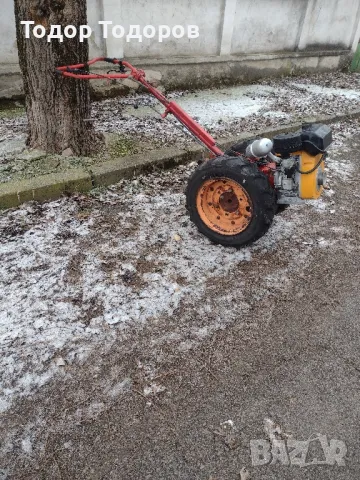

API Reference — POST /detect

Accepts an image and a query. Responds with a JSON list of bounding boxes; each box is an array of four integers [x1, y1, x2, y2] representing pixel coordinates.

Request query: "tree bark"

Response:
[[13, 0, 101, 156]]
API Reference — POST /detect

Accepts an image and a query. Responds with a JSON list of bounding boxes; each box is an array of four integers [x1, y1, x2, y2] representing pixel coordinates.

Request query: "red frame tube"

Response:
[[56, 57, 224, 157]]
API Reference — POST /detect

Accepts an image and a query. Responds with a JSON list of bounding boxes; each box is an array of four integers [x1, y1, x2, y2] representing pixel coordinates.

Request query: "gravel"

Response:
[[0, 118, 359, 415], [1, 71, 360, 152]]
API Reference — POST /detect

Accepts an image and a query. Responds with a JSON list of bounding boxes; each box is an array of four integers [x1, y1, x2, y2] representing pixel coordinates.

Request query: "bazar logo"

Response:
[[250, 434, 347, 467]]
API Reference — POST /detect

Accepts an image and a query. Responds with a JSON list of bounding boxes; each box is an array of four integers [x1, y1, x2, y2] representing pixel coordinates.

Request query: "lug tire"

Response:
[[185, 155, 276, 247]]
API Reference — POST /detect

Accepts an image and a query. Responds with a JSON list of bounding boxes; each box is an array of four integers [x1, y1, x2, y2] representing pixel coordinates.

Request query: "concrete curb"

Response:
[[0, 169, 92, 210], [1, 109, 360, 210]]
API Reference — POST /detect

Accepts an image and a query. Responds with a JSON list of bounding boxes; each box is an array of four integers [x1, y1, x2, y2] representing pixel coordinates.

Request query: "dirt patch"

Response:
[[65, 252, 85, 285], [0, 119, 360, 479]]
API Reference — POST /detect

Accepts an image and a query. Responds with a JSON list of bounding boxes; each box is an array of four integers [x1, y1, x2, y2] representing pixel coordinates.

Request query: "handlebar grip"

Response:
[[104, 57, 120, 64], [67, 67, 89, 74]]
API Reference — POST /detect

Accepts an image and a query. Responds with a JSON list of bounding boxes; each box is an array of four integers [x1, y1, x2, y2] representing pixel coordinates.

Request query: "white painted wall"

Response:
[[298, 0, 360, 51], [103, 0, 225, 58], [87, 0, 106, 57], [1, 0, 360, 64], [231, 0, 309, 54], [1, 0, 18, 63]]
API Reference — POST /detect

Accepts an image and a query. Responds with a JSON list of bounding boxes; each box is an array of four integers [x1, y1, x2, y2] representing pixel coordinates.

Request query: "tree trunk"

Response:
[[13, 0, 101, 156]]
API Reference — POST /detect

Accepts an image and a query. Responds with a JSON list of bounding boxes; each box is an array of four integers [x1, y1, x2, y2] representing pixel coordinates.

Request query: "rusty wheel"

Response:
[[186, 155, 276, 247], [196, 178, 253, 236]]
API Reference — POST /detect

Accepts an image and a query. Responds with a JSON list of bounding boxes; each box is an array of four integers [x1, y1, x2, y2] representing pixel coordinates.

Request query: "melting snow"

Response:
[[0, 119, 358, 413]]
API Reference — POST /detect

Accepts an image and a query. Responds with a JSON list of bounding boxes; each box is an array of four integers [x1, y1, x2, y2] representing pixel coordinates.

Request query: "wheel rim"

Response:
[[196, 178, 253, 236]]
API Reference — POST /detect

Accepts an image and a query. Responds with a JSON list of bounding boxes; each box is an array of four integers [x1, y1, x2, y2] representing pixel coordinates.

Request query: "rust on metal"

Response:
[[196, 178, 253, 236]]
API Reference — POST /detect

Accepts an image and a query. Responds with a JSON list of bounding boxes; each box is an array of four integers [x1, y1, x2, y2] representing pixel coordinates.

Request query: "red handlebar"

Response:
[[56, 57, 145, 80], [56, 57, 224, 157]]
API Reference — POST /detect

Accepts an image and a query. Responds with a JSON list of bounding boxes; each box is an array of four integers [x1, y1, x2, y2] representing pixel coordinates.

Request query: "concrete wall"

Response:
[[298, 0, 360, 50], [231, 0, 309, 54], [1, 0, 360, 98], [93, 0, 360, 57], [103, 0, 225, 58], [0, 0, 18, 63]]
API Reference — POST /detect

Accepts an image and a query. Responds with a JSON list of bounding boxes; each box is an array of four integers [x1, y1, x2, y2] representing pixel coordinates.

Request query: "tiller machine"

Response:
[[57, 58, 332, 247]]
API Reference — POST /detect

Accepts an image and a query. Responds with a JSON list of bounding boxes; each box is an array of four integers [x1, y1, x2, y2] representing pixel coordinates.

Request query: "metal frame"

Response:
[[56, 57, 224, 156]]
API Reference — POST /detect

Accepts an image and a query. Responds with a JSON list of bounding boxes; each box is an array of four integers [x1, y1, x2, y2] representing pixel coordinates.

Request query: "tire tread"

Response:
[[185, 155, 276, 247]]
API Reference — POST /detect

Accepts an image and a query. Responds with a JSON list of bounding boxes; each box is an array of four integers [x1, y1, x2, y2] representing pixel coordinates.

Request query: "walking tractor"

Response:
[[57, 58, 333, 247]]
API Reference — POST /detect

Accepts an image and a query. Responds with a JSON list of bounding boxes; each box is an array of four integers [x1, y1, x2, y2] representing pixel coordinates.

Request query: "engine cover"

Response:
[[273, 124, 333, 157], [301, 124, 332, 156]]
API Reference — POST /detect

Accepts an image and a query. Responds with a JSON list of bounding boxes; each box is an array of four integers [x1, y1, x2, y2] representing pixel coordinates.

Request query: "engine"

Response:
[[272, 124, 332, 203], [240, 124, 332, 204]]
